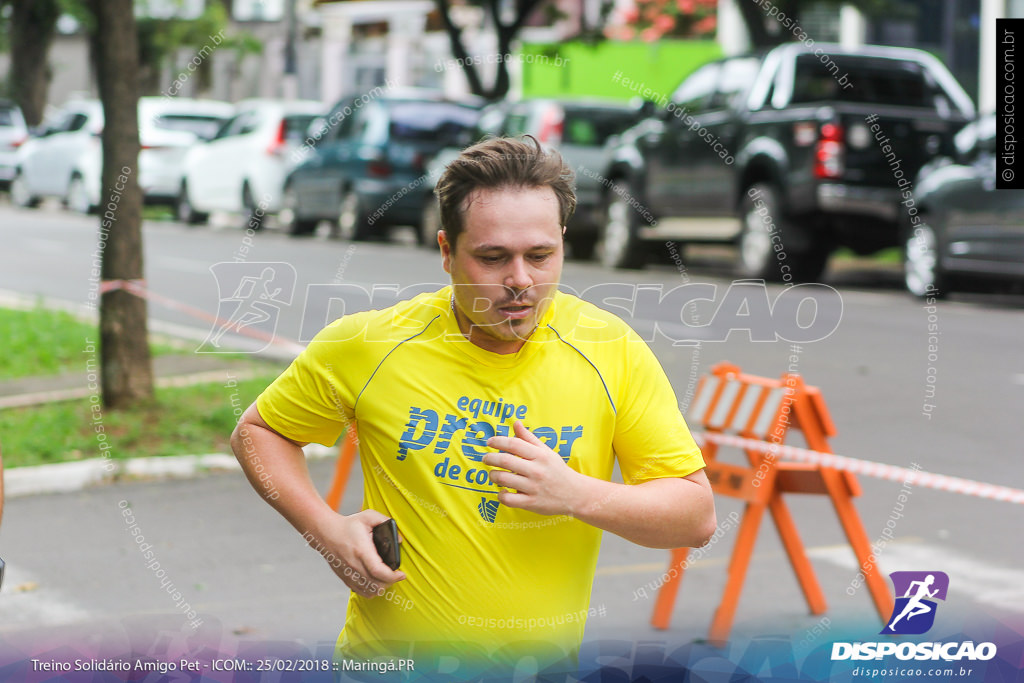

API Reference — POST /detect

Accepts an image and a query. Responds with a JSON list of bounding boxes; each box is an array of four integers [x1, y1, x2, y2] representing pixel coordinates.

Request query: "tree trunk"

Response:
[[8, 0, 60, 127], [436, 0, 487, 97], [434, 0, 544, 101], [89, 0, 154, 409]]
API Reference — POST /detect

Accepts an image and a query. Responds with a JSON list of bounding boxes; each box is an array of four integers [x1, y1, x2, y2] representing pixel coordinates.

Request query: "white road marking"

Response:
[[0, 566, 93, 632], [808, 541, 1024, 613]]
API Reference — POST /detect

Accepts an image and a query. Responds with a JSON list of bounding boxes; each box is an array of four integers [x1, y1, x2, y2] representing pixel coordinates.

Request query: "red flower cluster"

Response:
[[606, 0, 717, 41]]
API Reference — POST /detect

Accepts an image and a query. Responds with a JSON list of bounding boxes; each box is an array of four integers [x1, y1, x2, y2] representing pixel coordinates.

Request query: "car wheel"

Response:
[[10, 171, 39, 209], [67, 174, 94, 214], [419, 198, 441, 249], [903, 219, 948, 299], [738, 183, 828, 282], [336, 188, 371, 241], [176, 182, 208, 225], [242, 183, 264, 231], [598, 181, 647, 269], [281, 185, 317, 236]]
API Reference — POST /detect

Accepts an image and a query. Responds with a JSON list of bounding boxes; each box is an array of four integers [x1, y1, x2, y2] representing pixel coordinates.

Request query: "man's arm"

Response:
[[485, 421, 716, 549], [231, 402, 405, 597]]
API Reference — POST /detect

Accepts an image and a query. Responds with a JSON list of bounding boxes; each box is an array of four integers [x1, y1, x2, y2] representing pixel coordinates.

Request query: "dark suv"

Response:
[[280, 91, 481, 239], [907, 115, 1024, 297], [601, 43, 975, 279]]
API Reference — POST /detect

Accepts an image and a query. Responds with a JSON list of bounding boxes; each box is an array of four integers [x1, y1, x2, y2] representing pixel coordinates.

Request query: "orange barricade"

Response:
[[651, 362, 893, 642], [324, 427, 359, 511]]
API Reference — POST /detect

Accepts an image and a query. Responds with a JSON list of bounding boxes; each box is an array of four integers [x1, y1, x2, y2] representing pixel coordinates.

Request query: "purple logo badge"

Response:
[[881, 571, 949, 635]]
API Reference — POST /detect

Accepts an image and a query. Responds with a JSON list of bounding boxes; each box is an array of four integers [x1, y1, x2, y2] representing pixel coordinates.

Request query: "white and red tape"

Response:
[[694, 431, 1024, 505]]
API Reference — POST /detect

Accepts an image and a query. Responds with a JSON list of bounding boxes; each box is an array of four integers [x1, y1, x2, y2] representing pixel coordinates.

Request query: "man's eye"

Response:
[[529, 253, 552, 263], [479, 255, 503, 264]]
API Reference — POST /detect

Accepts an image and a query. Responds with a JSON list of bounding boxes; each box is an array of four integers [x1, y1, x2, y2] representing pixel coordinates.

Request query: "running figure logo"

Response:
[[200, 262, 296, 353], [880, 571, 949, 635]]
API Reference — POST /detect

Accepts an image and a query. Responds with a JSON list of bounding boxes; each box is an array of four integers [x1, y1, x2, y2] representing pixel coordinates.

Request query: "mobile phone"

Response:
[[372, 518, 401, 571]]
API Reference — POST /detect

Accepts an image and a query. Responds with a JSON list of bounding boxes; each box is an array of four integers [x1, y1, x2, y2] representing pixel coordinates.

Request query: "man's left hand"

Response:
[[484, 420, 586, 516]]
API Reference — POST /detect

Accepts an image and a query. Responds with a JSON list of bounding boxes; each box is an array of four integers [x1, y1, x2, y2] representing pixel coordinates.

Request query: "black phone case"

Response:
[[372, 519, 401, 570]]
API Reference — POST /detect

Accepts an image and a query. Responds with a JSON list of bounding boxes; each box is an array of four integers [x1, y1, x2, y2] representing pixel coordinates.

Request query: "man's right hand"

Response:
[[312, 509, 406, 598]]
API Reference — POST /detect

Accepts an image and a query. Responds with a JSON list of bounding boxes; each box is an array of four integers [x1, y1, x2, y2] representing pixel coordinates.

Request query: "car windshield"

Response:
[[153, 114, 231, 139], [791, 55, 954, 110], [388, 102, 479, 143], [562, 108, 638, 146], [0, 108, 17, 127]]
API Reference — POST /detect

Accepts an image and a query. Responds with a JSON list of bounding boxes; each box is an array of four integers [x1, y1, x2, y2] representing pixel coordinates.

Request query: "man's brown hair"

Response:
[[434, 136, 576, 250]]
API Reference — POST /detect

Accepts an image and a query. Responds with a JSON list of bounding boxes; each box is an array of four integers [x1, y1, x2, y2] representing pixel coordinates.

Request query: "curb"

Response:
[[4, 444, 337, 499]]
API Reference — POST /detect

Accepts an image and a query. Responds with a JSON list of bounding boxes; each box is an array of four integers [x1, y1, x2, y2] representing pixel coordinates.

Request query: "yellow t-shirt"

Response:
[[256, 287, 704, 672]]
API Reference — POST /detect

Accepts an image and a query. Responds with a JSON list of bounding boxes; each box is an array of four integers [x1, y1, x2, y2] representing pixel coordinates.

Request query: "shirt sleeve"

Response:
[[612, 330, 705, 484], [256, 316, 364, 447]]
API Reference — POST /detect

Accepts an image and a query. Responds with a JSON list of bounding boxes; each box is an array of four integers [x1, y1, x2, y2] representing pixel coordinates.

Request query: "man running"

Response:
[[231, 136, 716, 676], [889, 574, 939, 631]]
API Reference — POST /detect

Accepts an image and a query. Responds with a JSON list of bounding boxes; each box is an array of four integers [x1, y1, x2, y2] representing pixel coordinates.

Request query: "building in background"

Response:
[[313, 0, 595, 103], [0, 0, 1018, 114]]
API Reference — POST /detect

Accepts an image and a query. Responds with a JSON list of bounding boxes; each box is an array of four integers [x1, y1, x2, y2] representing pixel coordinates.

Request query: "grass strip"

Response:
[[0, 372, 284, 468]]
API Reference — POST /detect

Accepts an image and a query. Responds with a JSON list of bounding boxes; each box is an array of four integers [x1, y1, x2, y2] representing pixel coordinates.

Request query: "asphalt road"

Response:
[[1, 202, 1022, 676]]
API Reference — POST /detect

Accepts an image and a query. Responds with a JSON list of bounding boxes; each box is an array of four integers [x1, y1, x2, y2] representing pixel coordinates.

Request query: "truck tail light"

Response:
[[813, 122, 844, 179]]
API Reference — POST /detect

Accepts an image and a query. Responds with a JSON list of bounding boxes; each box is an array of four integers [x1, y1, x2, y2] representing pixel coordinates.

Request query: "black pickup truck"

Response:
[[599, 43, 976, 280]]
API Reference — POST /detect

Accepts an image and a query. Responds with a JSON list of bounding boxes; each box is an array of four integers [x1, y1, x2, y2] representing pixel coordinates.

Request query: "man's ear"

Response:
[[439, 230, 453, 274]]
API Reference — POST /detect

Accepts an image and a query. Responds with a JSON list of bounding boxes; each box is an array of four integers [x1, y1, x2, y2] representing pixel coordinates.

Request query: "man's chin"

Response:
[[475, 317, 537, 341]]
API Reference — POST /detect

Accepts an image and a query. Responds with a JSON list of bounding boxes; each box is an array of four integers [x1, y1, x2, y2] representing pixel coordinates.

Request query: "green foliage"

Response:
[[0, 305, 101, 379], [0, 0, 263, 96], [56, 0, 94, 32], [0, 305, 182, 379], [0, 4, 9, 53], [135, 1, 262, 93], [139, 1, 226, 63], [0, 304, 284, 467], [0, 372, 283, 467]]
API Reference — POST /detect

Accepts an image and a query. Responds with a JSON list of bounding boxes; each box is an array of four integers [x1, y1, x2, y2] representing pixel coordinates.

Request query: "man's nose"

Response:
[[504, 257, 533, 291]]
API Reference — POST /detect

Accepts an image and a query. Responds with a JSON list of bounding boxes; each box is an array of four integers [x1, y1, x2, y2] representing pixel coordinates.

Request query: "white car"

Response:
[[10, 97, 234, 212], [138, 98, 234, 203], [0, 99, 29, 187], [176, 99, 325, 227]]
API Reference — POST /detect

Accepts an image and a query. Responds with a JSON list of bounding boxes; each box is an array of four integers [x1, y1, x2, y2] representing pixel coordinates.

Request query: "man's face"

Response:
[[440, 186, 564, 354]]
